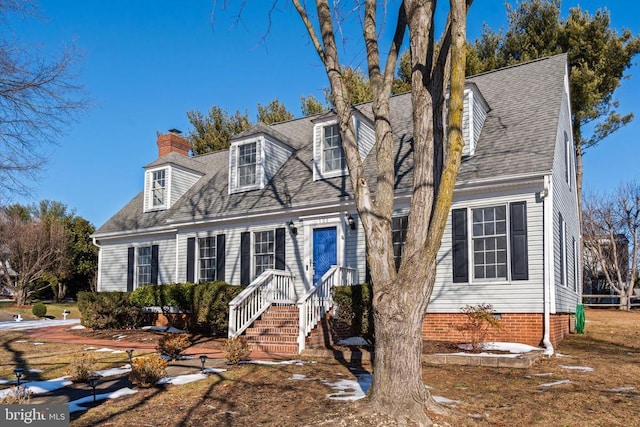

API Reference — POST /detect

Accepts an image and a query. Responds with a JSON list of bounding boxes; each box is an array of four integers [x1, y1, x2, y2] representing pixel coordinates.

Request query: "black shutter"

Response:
[[127, 247, 135, 292], [240, 232, 250, 285], [150, 245, 159, 285], [452, 208, 468, 283], [216, 234, 226, 282], [186, 237, 195, 283], [510, 202, 529, 280], [275, 227, 286, 270]]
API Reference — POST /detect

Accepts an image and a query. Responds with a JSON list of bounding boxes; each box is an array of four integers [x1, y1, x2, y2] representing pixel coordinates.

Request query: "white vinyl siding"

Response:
[[170, 166, 201, 206], [97, 235, 176, 291], [461, 85, 489, 157], [263, 137, 292, 182], [552, 81, 581, 312], [430, 188, 545, 313]]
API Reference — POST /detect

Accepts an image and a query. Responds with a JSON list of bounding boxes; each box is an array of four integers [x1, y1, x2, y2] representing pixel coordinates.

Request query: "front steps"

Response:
[[244, 305, 299, 354]]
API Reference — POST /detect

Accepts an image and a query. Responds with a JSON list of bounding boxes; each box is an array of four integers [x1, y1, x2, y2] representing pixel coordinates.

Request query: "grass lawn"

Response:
[[0, 308, 639, 426], [0, 301, 79, 322]]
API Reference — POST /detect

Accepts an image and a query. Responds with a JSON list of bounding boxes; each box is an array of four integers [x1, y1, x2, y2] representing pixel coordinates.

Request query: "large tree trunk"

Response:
[[15, 287, 28, 307]]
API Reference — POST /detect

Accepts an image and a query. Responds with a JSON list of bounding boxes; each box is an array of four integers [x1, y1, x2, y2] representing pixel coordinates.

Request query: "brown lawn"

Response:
[[1, 308, 639, 426]]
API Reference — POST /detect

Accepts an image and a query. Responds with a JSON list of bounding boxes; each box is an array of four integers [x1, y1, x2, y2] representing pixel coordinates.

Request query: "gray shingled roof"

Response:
[[95, 54, 567, 236]]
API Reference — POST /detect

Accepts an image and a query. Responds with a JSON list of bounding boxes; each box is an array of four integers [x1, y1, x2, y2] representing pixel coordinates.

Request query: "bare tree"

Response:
[[0, 208, 70, 305], [583, 183, 639, 310], [0, 1, 86, 198], [293, 0, 470, 423]]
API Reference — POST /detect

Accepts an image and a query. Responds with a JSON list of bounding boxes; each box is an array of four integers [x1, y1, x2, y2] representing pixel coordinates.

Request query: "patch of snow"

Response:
[[0, 379, 9, 384], [83, 347, 97, 351], [432, 395, 460, 406], [0, 377, 73, 398], [554, 353, 573, 358], [443, 352, 522, 359], [68, 387, 138, 413], [607, 386, 635, 393], [177, 355, 195, 360], [15, 340, 28, 343], [0, 319, 80, 331], [28, 369, 43, 373], [524, 373, 554, 379], [325, 373, 372, 401], [157, 373, 207, 385], [336, 337, 370, 347], [458, 342, 542, 353], [113, 334, 127, 340], [540, 379, 571, 387], [160, 355, 172, 361], [560, 365, 594, 372], [69, 325, 86, 330], [203, 368, 226, 374], [292, 374, 311, 380], [32, 342, 44, 346], [94, 366, 131, 377], [141, 325, 186, 333], [95, 347, 115, 352], [241, 359, 304, 366]]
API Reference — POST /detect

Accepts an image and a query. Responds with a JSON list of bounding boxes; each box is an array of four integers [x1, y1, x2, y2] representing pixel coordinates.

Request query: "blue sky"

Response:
[[10, 1, 640, 227]]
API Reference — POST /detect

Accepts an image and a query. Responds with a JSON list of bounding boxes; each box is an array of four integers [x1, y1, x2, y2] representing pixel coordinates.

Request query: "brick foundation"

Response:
[[422, 312, 572, 347]]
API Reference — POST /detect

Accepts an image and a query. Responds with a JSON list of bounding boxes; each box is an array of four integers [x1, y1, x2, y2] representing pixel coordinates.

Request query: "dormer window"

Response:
[[152, 169, 166, 207], [238, 142, 257, 187], [322, 124, 345, 173]]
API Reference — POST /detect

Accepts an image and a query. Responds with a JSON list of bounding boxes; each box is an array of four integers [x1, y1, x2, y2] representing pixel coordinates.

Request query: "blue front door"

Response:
[[313, 227, 337, 285]]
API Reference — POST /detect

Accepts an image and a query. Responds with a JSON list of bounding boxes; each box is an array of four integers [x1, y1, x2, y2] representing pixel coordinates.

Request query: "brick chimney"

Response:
[[157, 129, 190, 158]]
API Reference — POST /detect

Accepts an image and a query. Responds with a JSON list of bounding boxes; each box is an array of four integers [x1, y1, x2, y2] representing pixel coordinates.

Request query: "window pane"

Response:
[[198, 237, 216, 282], [152, 170, 166, 207], [137, 246, 152, 285], [323, 124, 344, 172], [254, 230, 275, 276], [238, 143, 257, 187], [471, 206, 508, 280]]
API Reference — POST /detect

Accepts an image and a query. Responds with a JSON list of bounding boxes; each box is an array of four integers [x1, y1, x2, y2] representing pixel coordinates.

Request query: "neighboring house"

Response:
[[583, 234, 629, 299], [0, 261, 17, 298], [93, 54, 581, 354]]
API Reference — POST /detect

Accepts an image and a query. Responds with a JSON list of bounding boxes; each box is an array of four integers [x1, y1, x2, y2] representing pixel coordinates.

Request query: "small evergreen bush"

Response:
[[129, 354, 168, 388], [31, 302, 47, 318], [222, 336, 250, 365], [332, 283, 374, 342], [157, 333, 191, 360], [77, 292, 145, 329]]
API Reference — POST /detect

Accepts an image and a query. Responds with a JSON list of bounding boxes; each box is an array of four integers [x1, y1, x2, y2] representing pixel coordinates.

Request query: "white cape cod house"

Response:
[[92, 54, 581, 354]]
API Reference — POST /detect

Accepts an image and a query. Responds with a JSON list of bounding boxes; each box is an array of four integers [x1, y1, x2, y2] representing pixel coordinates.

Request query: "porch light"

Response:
[[14, 368, 24, 385], [199, 355, 208, 372], [346, 213, 356, 230], [287, 220, 298, 235]]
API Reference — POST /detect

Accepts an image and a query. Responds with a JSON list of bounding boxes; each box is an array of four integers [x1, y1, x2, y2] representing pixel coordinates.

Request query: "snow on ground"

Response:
[[94, 347, 125, 354], [432, 395, 460, 406], [324, 373, 372, 401], [67, 387, 138, 413], [606, 386, 635, 393], [540, 379, 571, 387], [33, 342, 44, 345], [524, 373, 554, 378], [336, 337, 370, 347], [560, 365, 594, 372], [157, 373, 207, 385], [0, 319, 80, 331], [0, 377, 73, 398], [94, 366, 131, 377], [446, 352, 523, 359], [457, 342, 543, 353], [69, 325, 86, 330], [203, 368, 226, 374]]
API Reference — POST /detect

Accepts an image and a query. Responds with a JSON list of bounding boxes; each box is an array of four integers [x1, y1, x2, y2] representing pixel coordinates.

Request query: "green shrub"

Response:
[[332, 283, 374, 342], [157, 333, 191, 360], [130, 282, 242, 335], [222, 336, 250, 365], [129, 354, 167, 388], [77, 291, 145, 330], [31, 302, 47, 318]]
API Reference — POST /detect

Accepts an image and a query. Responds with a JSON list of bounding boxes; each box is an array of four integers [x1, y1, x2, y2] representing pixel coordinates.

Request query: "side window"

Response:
[[198, 237, 216, 282], [322, 124, 344, 173], [472, 206, 508, 280], [237, 142, 257, 187], [559, 213, 566, 286], [564, 132, 571, 189], [391, 215, 408, 271], [137, 246, 152, 285], [254, 230, 275, 276], [151, 169, 166, 207]]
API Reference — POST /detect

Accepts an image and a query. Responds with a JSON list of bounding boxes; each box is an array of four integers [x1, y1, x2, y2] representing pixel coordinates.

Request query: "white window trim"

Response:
[[560, 216, 568, 287], [564, 132, 571, 190], [321, 123, 344, 176], [230, 137, 264, 193], [313, 120, 347, 180], [145, 166, 171, 212], [468, 204, 510, 283], [253, 229, 276, 277], [197, 235, 217, 283], [136, 245, 152, 288]]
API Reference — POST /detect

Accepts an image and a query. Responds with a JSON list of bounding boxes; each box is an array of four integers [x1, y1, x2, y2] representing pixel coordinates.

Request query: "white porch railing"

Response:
[[297, 265, 358, 353], [228, 270, 295, 338]]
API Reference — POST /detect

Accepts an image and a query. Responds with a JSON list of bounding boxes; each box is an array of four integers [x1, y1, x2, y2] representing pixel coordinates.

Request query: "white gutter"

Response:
[[92, 237, 102, 292], [542, 174, 554, 356]]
